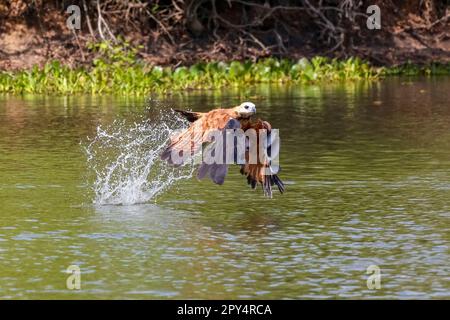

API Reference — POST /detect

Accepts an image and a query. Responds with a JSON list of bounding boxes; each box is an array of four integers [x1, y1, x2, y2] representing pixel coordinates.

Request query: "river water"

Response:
[[0, 78, 449, 299]]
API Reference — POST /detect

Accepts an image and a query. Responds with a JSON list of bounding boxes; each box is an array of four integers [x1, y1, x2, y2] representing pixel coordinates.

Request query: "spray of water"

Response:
[[85, 110, 194, 205]]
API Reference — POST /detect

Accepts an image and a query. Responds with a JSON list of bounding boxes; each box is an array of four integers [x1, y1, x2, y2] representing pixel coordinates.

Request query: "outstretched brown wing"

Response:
[[160, 108, 238, 168]]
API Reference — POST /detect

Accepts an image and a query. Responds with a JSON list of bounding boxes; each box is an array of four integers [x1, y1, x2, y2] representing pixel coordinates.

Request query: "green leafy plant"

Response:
[[0, 40, 448, 95]]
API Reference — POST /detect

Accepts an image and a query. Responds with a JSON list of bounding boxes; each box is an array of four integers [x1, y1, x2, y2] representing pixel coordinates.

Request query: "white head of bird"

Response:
[[235, 102, 256, 118]]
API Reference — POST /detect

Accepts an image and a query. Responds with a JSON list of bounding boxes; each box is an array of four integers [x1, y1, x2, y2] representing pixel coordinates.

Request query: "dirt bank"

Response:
[[0, 0, 449, 70]]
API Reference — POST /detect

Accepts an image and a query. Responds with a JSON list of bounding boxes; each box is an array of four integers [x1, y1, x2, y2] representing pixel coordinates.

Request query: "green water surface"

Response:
[[0, 78, 449, 299]]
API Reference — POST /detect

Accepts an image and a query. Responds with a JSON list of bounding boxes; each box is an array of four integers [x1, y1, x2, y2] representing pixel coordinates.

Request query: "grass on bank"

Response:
[[0, 41, 448, 95]]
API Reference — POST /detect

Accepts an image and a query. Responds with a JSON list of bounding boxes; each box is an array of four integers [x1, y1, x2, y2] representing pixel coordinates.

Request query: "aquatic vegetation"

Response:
[[382, 62, 450, 76], [0, 58, 376, 95], [0, 40, 448, 95]]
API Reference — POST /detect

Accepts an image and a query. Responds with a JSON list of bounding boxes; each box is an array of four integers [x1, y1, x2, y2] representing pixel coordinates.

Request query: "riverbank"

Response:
[[1, 1, 449, 94], [1, 1, 449, 71]]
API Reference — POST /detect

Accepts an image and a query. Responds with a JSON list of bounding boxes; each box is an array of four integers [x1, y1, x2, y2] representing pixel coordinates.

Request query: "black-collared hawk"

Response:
[[160, 102, 285, 197]]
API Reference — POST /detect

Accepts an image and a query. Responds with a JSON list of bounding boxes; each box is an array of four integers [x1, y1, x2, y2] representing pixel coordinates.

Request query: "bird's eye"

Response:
[[244, 105, 249, 109]]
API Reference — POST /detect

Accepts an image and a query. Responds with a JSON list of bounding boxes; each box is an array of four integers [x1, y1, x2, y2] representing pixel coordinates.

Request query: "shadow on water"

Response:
[[0, 77, 449, 298]]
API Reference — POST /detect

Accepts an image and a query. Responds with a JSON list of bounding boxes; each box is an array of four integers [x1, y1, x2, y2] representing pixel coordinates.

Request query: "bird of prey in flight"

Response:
[[161, 102, 284, 197]]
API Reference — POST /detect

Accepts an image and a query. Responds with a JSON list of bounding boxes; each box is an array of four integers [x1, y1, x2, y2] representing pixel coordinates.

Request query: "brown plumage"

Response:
[[160, 102, 285, 197]]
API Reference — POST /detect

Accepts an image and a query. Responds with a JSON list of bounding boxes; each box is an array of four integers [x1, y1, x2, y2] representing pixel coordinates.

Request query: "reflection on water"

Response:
[[0, 78, 449, 299]]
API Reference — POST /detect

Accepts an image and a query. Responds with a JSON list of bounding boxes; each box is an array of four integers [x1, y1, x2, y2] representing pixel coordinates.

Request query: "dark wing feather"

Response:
[[174, 109, 203, 122]]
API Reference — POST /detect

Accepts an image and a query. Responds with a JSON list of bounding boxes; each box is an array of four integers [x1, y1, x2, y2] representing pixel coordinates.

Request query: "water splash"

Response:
[[85, 110, 194, 205]]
